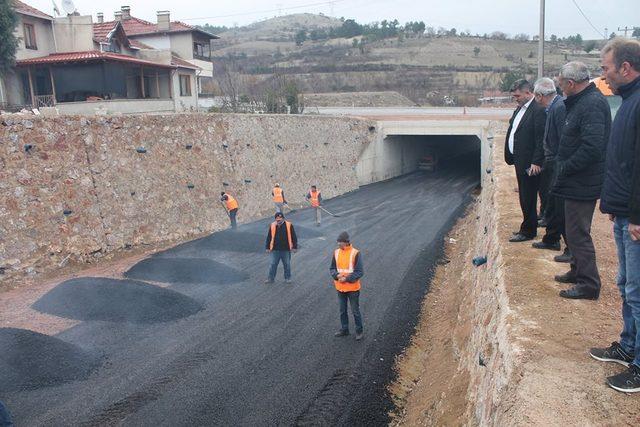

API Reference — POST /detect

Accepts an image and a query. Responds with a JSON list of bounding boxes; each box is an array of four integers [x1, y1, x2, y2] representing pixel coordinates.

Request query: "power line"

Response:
[[570, 0, 605, 38]]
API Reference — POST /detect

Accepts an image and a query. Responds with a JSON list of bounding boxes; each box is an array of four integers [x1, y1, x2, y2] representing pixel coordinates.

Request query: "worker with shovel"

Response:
[[220, 191, 239, 229], [305, 185, 323, 226]]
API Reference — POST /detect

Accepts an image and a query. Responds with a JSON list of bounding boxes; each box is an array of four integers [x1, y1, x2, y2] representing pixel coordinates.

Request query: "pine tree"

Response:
[[0, 0, 18, 75]]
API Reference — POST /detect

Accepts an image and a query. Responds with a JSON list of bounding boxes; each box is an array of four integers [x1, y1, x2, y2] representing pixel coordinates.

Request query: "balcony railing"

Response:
[[34, 94, 55, 108]]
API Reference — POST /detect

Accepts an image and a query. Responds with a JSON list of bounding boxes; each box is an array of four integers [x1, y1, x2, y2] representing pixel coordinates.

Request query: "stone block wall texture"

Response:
[[0, 113, 375, 281]]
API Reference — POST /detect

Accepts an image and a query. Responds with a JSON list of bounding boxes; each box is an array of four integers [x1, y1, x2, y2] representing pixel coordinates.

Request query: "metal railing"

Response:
[[34, 95, 55, 108]]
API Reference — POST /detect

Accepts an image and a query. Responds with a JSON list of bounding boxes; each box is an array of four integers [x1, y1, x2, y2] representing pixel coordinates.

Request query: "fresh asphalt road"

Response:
[[2, 159, 478, 426]]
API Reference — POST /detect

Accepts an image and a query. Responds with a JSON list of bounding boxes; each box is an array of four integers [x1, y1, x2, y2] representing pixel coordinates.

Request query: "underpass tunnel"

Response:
[[356, 133, 484, 186]]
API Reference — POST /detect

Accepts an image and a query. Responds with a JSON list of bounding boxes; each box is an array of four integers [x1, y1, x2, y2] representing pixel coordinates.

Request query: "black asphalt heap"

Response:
[[32, 278, 203, 323], [7, 153, 479, 426], [125, 258, 249, 285], [0, 328, 101, 393]]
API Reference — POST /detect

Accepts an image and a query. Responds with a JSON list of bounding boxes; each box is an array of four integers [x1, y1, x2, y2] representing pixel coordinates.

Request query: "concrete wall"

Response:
[[14, 15, 55, 60], [131, 34, 170, 50], [55, 99, 176, 115], [172, 71, 198, 111], [170, 33, 194, 61], [53, 16, 94, 53], [356, 120, 491, 186], [0, 71, 25, 106], [0, 113, 375, 281]]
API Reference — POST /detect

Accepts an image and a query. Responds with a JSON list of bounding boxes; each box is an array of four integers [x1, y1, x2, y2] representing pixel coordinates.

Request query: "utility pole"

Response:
[[604, 27, 608, 41], [538, 0, 545, 79], [618, 26, 632, 37]]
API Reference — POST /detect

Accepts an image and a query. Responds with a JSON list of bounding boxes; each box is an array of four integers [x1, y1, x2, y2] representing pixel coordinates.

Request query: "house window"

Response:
[[193, 42, 210, 60], [106, 39, 121, 53], [179, 75, 192, 96], [23, 24, 37, 49]]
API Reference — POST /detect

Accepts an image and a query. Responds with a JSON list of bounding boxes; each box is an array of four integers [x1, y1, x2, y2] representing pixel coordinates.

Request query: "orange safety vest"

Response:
[[273, 187, 284, 203], [225, 194, 238, 211], [333, 246, 361, 292], [309, 190, 320, 207], [269, 221, 293, 250]]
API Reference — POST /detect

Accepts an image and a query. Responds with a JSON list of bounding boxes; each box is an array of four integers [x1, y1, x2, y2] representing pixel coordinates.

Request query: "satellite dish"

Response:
[[61, 0, 76, 15]]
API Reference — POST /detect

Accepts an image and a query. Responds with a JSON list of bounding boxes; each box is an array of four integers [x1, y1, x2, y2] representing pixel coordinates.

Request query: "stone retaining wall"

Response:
[[0, 113, 376, 281]]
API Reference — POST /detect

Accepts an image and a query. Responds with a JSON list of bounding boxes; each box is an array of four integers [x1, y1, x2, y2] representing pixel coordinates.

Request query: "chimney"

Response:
[[157, 11, 170, 32], [97, 12, 104, 23], [114, 11, 122, 21], [121, 6, 131, 20]]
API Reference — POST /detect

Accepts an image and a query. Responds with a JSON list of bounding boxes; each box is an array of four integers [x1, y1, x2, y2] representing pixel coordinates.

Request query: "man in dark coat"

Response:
[[553, 61, 612, 300], [590, 38, 640, 393], [504, 79, 547, 242]]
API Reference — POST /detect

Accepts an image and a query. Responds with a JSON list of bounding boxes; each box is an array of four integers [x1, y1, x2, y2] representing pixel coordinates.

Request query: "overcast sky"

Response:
[[29, 0, 638, 39]]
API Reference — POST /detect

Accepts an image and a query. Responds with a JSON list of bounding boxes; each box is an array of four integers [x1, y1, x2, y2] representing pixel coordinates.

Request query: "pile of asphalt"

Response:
[[0, 328, 101, 393], [172, 231, 265, 254], [32, 278, 203, 323], [125, 258, 249, 285]]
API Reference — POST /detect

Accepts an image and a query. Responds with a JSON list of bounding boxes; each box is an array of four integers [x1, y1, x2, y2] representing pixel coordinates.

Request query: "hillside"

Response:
[[209, 14, 604, 106]]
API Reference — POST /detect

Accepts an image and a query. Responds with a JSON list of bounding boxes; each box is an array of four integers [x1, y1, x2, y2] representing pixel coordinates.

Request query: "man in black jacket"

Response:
[[265, 212, 298, 284], [553, 62, 612, 300], [504, 79, 547, 242], [591, 38, 640, 393]]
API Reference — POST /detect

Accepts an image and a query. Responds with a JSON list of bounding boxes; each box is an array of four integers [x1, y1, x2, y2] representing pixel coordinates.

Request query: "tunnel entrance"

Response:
[[356, 133, 484, 186]]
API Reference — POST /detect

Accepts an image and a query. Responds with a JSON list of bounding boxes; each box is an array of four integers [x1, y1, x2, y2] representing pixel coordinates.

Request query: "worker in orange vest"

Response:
[[265, 212, 298, 284], [272, 183, 287, 213], [330, 231, 364, 340], [305, 185, 323, 226], [220, 191, 239, 229]]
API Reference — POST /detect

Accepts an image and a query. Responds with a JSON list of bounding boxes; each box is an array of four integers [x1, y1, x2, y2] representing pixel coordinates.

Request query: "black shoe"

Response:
[[509, 233, 533, 242], [554, 272, 577, 284], [355, 332, 364, 341], [590, 342, 634, 367], [532, 241, 561, 251], [537, 218, 548, 227], [559, 286, 599, 300], [607, 363, 640, 393], [334, 330, 349, 337], [554, 249, 572, 263]]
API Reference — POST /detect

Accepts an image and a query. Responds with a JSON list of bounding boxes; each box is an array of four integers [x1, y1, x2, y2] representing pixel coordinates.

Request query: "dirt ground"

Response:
[[390, 137, 640, 425]]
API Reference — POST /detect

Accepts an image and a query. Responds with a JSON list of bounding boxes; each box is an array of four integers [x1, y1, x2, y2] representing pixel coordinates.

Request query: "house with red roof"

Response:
[[1, 1, 218, 115]]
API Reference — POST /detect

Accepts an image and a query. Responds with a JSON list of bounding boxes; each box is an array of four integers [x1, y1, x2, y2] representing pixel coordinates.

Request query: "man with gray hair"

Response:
[[532, 77, 568, 254], [591, 37, 640, 393], [552, 61, 611, 300]]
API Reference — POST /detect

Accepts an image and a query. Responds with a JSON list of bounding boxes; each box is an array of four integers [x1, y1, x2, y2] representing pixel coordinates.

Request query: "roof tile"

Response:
[[12, 0, 53, 20]]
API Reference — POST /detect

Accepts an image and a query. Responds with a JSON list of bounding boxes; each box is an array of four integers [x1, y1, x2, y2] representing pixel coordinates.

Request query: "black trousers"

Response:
[[229, 208, 238, 228], [516, 170, 541, 238], [565, 199, 601, 293], [541, 160, 565, 244], [542, 194, 565, 244], [539, 159, 555, 220]]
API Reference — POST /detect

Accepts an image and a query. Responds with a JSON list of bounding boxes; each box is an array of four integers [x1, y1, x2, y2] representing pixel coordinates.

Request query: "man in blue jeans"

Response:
[[591, 37, 640, 393], [264, 212, 297, 284], [330, 231, 364, 340]]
